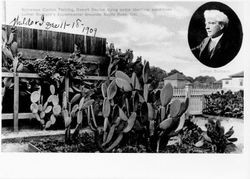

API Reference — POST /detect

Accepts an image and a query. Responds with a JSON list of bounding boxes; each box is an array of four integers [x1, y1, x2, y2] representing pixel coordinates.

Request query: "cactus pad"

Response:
[[160, 83, 173, 107]]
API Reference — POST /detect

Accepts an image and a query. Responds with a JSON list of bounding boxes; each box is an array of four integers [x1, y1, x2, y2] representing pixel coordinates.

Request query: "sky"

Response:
[[2, 1, 246, 80]]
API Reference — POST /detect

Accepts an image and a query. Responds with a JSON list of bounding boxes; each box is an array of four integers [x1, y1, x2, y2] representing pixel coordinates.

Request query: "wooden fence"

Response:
[[2, 25, 109, 131], [1, 72, 113, 132], [4, 25, 106, 56], [173, 85, 221, 115]]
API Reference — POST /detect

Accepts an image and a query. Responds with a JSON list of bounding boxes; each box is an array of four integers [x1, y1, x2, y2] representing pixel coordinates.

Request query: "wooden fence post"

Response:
[[185, 82, 191, 98], [13, 72, 19, 132]]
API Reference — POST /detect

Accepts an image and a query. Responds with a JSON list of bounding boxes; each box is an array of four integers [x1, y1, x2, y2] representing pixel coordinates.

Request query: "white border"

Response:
[[1, 0, 250, 179]]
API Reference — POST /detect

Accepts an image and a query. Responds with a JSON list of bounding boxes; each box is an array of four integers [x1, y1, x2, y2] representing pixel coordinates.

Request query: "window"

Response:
[[225, 81, 229, 84], [240, 79, 243, 86]]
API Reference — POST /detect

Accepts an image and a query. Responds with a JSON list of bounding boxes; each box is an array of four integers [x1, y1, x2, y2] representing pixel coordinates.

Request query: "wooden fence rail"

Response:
[[1, 72, 114, 132], [4, 25, 106, 56], [2, 25, 109, 132]]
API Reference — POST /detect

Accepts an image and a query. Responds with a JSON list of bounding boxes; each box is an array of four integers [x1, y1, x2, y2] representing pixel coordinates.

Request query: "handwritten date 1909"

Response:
[[9, 15, 97, 37]]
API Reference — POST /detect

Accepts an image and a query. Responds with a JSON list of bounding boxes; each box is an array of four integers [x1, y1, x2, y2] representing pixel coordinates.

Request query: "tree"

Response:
[[149, 66, 168, 89], [167, 69, 184, 77], [186, 76, 194, 83], [194, 76, 216, 84]]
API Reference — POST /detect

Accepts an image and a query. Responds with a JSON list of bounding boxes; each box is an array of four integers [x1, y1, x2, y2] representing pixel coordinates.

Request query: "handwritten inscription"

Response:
[[9, 15, 97, 37]]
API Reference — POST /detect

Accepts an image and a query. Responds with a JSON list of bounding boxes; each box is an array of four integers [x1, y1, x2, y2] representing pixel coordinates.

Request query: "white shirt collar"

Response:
[[211, 33, 223, 45]]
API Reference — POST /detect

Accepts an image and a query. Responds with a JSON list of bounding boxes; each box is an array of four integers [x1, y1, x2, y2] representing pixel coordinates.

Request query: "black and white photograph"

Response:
[[0, 1, 249, 179], [188, 2, 243, 68]]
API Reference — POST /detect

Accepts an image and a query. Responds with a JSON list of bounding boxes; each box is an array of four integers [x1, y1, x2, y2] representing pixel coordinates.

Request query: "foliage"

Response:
[[180, 119, 203, 146], [166, 69, 217, 85], [30, 118, 239, 153], [159, 118, 238, 153], [194, 119, 238, 153], [105, 43, 166, 91], [167, 69, 184, 77], [22, 53, 88, 88], [86, 44, 190, 152], [2, 26, 22, 97], [203, 90, 243, 118], [32, 117, 238, 153], [3, 26, 239, 153], [2, 26, 19, 71], [194, 75, 216, 84], [2, 26, 36, 113], [185, 76, 194, 83], [2, 26, 92, 89], [149, 66, 168, 89], [62, 85, 96, 144], [166, 70, 217, 85], [175, 118, 214, 153]]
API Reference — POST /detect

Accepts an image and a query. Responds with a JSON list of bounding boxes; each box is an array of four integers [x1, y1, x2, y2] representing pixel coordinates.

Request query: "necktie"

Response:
[[208, 39, 216, 52]]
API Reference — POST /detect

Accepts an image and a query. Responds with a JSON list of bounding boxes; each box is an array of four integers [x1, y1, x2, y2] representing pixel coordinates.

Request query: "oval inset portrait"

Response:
[[188, 2, 243, 68]]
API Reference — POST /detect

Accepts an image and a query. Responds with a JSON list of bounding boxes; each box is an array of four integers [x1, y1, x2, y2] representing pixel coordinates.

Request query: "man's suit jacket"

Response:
[[191, 34, 237, 68]]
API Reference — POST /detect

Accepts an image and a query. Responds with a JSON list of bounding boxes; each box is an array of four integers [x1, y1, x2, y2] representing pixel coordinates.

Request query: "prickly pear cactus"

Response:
[[62, 85, 96, 144], [96, 45, 191, 152], [30, 84, 61, 129], [2, 26, 24, 72]]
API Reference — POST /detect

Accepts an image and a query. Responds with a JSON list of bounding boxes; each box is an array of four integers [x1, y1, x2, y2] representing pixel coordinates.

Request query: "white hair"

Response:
[[204, 10, 229, 25]]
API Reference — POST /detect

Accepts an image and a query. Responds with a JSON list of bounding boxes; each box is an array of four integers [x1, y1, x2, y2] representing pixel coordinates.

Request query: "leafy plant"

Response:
[[22, 55, 87, 88], [203, 90, 243, 118], [194, 119, 237, 153], [174, 118, 214, 153]]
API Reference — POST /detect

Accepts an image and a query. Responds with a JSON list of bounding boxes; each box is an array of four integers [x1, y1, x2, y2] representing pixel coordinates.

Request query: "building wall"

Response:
[[222, 77, 243, 91], [164, 80, 186, 88], [176, 81, 186, 88], [164, 80, 178, 87]]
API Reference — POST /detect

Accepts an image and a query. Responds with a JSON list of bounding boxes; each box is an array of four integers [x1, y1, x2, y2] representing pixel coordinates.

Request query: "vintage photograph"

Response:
[[188, 2, 243, 68], [1, 1, 244, 154], [1, 1, 249, 179]]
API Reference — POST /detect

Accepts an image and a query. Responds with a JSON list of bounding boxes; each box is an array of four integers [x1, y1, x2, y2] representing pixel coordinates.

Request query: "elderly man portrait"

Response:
[[191, 9, 238, 68]]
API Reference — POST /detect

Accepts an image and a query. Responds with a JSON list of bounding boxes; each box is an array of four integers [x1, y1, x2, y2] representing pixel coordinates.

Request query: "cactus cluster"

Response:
[[99, 77, 138, 151], [2, 26, 25, 97], [94, 51, 190, 152], [62, 86, 95, 144], [154, 83, 189, 152], [2, 26, 25, 72], [2, 26, 18, 71], [30, 84, 61, 129]]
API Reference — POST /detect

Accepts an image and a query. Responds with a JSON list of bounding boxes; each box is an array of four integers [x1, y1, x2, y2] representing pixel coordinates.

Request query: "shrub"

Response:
[[194, 119, 237, 153], [203, 90, 243, 118]]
